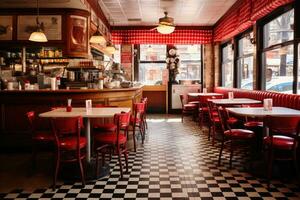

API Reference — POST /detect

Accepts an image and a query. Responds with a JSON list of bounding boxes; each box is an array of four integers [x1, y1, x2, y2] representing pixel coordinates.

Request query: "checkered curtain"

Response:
[[214, 0, 294, 42], [112, 29, 213, 45]]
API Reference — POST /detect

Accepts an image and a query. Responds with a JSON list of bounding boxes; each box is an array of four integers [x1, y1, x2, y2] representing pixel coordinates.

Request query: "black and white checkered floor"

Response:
[[1, 114, 300, 199]]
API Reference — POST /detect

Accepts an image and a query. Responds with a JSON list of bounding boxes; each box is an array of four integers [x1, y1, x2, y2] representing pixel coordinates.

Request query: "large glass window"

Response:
[[262, 9, 294, 93], [175, 45, 201, 80], [221, 43, 234, 88], [139, 45, 166, 85], [237, 33, 254, 90]]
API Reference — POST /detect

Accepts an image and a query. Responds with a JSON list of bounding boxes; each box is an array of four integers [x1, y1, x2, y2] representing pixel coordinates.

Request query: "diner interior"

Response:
[[0, 0, 300, 199]]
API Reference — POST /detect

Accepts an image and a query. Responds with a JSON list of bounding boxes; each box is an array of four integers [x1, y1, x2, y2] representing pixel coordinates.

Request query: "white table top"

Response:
[[39, 107, 131, 118], [188, 93, 223, 97], [226, 107, 300, 117], [210, 98, 261, 105]]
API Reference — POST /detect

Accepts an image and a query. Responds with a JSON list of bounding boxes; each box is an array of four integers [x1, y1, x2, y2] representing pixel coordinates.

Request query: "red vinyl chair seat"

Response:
[[183, 103, 197, 110], [94, 123, 117, 132], [94, 132, 127, 145], [32, 131, 54, 142], [199, 107, 209, 112], [58, 136, 87, 150], [224, 129, 255, 139], [244, 121, 263, 128], [263, 135, 295, 150], [189, 101, 200, 105], [213, 116, 238, 125]]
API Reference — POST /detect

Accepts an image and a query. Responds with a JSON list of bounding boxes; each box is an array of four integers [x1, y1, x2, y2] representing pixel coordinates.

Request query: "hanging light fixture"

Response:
[[29, 0, 48, 42], [105, 18, 116, 55], [156, 12, 175, 34], [105, 42, 116, 54], [89, 1, 106, 45]]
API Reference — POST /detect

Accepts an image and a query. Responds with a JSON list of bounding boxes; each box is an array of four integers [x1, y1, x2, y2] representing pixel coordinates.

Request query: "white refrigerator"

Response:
[[171, 84, 201, 109]]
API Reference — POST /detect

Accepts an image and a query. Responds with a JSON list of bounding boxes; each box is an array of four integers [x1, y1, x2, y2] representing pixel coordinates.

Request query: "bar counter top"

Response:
[[0, 85, 143, 93]]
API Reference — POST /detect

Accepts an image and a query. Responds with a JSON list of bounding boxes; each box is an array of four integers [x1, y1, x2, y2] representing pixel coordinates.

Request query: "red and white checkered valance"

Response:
[[214, 0, 294, 42], [112, 29, 213, 45]]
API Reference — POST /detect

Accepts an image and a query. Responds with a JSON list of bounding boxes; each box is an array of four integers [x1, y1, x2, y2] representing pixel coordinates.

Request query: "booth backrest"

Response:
[[214, 87, 300, 110]]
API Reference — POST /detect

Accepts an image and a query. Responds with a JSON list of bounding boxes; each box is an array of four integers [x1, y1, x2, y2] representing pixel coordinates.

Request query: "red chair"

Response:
[[179, 94, 197, 123], [26, 111, 54, 168], [95, 112, 131, 178], [217, 106, 255, 168], [51, 116, 86, 189], [131, 102, 146, 152], [199, 95, 223, 128], [93, 105, 118, 133], [207, 100, 238, 146], [263, 116, 300, 186]]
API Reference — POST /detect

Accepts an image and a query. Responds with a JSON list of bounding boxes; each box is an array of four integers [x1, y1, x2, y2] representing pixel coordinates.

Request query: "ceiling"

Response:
[[99, 0, 237, 26]]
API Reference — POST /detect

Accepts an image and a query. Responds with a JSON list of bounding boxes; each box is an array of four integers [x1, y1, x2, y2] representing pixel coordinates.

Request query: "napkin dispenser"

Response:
[[228, 92, 234, 100], [263, 98, 273, 111]]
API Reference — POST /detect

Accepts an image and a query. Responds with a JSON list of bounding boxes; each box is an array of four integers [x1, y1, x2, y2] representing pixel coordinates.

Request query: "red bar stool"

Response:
[[217, 106, 255, 168], [94, 112, 131, 178], [26, 111, 54, 169], [263, 116, 300, 187], [179, 94, 197, 123], [51, 116, 86, 189], [131, 102, 146, 152]]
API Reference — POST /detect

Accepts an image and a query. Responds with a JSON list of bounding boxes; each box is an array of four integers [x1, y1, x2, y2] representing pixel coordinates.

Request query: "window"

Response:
[[221, 43, 234, 88], [139, 45, 167, 85], [237, 32, 254, 90], [262, 9, 294, 93], [263, 9, 294, 48], [175, 45, 202, 81]]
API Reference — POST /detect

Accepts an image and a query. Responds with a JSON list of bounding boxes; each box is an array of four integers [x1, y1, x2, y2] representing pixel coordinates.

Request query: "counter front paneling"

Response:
[[0, 86, 143, 150]]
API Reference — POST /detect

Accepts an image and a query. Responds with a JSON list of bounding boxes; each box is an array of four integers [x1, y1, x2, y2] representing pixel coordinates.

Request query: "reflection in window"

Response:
[[175, 45, 201, 80], [221, 43, 234, 88], [140, 45, 166, 61], [237, 33, 254, 90], [139, 45, 167, 85], [263, 45, 294, 93], [263, 9, 294, 48]]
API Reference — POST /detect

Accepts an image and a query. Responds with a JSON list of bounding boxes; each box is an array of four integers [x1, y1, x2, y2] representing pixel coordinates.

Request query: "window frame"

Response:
[[235, 29, 254, 89], [257, 4, 297, 93], [136, 44, 167, 85], [174, 45, 203, 82], [220, 41, 234, 88]]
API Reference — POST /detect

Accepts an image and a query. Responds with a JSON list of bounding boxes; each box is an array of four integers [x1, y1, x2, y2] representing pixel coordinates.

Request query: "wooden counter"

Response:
[[142, 85, 167, 113], [0, 86, 143, 150]]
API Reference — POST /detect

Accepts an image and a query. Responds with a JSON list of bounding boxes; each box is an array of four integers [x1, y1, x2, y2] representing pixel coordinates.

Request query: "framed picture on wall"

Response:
[[0, 16, 13, 40], [69, 15, 87, 53], [17, 15, 62, 40]]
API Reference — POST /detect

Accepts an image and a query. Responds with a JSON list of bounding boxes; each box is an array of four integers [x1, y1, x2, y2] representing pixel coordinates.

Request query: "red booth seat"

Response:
[[214, 87, 300, 110]]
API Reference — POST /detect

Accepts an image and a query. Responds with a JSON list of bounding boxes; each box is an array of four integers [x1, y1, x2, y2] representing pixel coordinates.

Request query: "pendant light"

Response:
[[105, 18, 116, 55], [156, 12, 175, 34], [29, 0, 48, 42], [105, 41, 116, 54], [89, 1, 106, 45]]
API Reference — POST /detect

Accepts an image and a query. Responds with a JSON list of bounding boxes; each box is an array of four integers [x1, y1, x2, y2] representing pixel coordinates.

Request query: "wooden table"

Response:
[[210, 98, 261, 106], [188, 92, 223, 97], [226, 107, 300, 117], [40, 107, 131, 163]]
